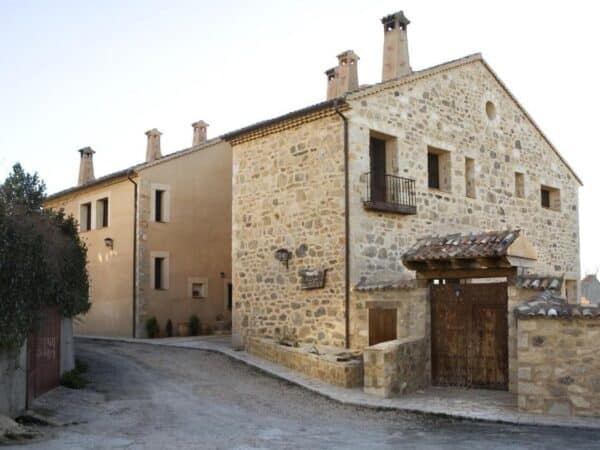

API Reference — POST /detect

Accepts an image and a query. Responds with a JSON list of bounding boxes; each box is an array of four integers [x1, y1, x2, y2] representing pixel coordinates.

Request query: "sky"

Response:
[[1, 0, 599, 275]]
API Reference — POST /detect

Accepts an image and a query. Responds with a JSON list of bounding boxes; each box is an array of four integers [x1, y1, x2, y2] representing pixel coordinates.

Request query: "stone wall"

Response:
[[232, 114, 346, 347], [363, 337, 429, 398], [247, 336, 363, 388], [351, 287, 428, 350], [0, 344, 27, 418], [517, 317, 600, 417], [345, 57, 580, 304]]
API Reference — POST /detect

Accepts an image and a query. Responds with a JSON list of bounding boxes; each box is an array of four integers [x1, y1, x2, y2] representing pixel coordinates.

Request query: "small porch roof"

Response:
[[402, 229, 537, 271]]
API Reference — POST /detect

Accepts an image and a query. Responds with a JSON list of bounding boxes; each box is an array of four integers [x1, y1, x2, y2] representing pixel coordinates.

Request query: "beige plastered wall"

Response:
[[136, 141, 232, 336], [45, 178, 135, 337]]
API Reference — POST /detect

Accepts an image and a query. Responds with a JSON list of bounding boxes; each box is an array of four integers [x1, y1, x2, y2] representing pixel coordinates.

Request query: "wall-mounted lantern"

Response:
[[220, 272, 225, 279], [104, 237, 114, 249], [275, 248, 292, 269]]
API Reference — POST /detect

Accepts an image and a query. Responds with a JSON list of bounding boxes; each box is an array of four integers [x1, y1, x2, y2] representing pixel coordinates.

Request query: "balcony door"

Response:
[[369, 137, 387, 203]]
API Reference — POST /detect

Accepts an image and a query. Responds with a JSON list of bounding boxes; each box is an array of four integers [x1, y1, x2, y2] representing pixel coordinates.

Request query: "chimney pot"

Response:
[[192, 120, 209, 146], [325, 50, 359, 100], [77, 147, 96, 186], [381, 11, 412, 81], [145, 128, 162, 162]]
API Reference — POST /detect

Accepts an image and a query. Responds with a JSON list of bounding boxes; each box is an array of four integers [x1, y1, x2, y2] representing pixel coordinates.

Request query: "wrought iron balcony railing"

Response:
[[363, 172, 417, 214]]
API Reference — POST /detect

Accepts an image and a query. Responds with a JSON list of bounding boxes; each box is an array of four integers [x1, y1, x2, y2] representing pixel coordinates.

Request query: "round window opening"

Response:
[[485, 101, 497, 121]]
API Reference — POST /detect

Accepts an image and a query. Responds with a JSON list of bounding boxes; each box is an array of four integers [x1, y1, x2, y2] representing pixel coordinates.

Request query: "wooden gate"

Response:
[[431, 282, 508, 389], [369, 308, 397, 346], [27, 307, 61, 405]]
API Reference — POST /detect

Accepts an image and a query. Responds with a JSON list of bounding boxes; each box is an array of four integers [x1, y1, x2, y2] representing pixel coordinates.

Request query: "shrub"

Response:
[[75, 358, 88, 373], [60, 368, 88, 389], [188, 315, 200, 336], [146, 317, 160, 338], [165, 319, 173, 337]]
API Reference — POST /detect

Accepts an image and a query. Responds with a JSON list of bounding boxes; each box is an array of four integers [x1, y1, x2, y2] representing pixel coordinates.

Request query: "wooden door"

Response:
[[369, 137, 387, 203], [27, 307, 61, 405], [369, 308, 397, 346], [430, 282, 508, 389]]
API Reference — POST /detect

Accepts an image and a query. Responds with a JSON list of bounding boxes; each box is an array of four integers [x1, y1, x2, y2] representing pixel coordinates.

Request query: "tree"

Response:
[[0, 163, 46, 212], [0, 164, 90, 350]]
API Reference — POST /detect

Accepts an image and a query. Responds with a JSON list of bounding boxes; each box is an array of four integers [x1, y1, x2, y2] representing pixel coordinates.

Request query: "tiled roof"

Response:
[[516, 275, 562, 291], [515, 291, 600, 318], [354, 277, 417, 292], [402, 230, 520, 263]]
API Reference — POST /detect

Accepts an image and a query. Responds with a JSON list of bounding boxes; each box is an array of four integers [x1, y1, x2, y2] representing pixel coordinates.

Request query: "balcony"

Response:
[[363, 172, 417, 214]]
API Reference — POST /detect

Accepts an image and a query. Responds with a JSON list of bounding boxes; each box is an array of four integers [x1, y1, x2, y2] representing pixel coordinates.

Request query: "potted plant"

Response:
[[146, 317, 160, 338], [188, 315, 200, 336], [165, 319, 173, 337]]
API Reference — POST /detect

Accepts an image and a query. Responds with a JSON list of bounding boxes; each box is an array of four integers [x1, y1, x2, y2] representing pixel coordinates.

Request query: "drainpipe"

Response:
[[334, 99, 350, 349], [127, 170, 138, 338]]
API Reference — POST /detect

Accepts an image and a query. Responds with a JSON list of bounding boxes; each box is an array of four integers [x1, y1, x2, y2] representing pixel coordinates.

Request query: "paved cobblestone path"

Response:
[[13, 340, 600, 449]]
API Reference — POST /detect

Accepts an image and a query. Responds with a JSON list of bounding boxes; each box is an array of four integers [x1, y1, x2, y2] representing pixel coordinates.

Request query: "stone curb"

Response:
[[76, 336, 600, 431]]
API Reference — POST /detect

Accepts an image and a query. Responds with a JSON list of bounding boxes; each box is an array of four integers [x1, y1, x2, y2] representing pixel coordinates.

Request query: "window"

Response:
[[485, 101, 497, 121], [151, 184, 170, 223], [152, 251, 169, 290], [155, 190, 164, 222], [154, 257, 164, 290], [515, 172, 525, 198], [79, 202, 92, 232], [565, 279, 577, 304], [541, 185, 560, 211], [465, 157, 475, 198], [96, 197, 109, 228], [191, 282, 205, 299], [427, 147, 451, 192]]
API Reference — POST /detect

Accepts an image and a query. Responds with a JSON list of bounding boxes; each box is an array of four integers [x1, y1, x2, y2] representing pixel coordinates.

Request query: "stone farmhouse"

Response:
[[223, 12, 600, 417], [45, 123, 232, 337]]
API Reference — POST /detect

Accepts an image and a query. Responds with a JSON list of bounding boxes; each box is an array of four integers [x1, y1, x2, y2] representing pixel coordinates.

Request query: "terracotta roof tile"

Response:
[[515, 290, 600, 319]]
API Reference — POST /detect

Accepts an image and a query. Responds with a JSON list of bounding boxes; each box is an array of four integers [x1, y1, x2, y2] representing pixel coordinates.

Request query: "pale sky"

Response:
[[1, 0, 599, 275]]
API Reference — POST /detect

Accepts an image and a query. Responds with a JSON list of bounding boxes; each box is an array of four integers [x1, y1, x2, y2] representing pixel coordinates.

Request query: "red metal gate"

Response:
[[27, 307, 61, 405]]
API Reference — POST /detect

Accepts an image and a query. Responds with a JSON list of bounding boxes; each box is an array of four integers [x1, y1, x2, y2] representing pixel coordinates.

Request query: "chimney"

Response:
[[381, 11, 411, 81], [192, 120, 209, 146], [325, 50, 359, 100], [145, 128, 162, 162], [77, 147, 95, 186]]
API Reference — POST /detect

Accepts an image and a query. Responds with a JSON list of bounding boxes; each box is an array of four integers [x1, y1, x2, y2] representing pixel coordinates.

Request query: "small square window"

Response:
[[541, 185, 560, 211], [192, 283, 205, 299]]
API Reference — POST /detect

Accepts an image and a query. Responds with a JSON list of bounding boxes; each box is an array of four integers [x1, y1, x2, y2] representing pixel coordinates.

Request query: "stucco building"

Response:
[[225, 10, 584, 406], [45, 122, 232, 337]]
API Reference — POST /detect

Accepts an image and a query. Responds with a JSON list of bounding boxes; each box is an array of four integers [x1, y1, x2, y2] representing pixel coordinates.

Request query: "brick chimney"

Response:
[[77, 147, 95, 186], [381, 11, 411, 81], [192, 120, 209, 146], [145, 128, 162, 162], [325, 50, 360, 100]]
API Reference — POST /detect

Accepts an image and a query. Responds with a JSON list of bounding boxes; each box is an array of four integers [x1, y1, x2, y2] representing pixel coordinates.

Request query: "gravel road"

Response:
[[10, 340, 600, 450]]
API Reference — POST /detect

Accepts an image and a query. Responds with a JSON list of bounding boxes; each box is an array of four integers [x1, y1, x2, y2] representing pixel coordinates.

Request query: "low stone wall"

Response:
[[363, 337, 428, 398], [0, 343, 27, 418], [517, 317, 600, 417], [247, 336, 363, 388]]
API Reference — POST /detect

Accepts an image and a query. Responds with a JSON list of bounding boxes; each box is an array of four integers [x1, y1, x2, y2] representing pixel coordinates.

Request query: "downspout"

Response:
[[334, 99, 350, 349], [127, 171, 138, 338]]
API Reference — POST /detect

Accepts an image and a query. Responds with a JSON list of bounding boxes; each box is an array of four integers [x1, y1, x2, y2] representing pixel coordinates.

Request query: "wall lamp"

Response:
[[104, 237, 114, 249], [275, 248, 292, 269]]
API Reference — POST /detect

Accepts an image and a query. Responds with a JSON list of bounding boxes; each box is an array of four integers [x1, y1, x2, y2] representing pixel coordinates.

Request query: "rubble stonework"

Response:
[[231, 114, 347, 347], [517, 317, 600, 417]]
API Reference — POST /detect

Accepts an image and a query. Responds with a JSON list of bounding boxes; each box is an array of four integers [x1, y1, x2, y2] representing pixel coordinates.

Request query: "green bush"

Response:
[[188, 315, 200, 336], [146, 317, 160, 338], [165, 319, 173, 337], [60, 368, 88, 389], [75, 358, 88, 373]]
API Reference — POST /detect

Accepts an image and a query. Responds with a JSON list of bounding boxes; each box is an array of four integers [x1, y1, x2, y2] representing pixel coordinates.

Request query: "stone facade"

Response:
[[346, 56, 580, 300], [231, 114, 347, 347], [363, 336, 429, 398], [247, 336, 363, 388], [517, 317, 600, 417]]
